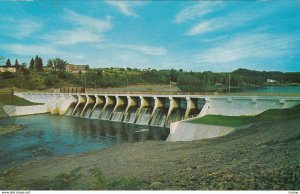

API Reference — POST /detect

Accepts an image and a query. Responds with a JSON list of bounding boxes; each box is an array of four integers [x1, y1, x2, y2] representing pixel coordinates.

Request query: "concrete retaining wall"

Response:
[[3, 105, 49, 117], [167, 121, 234, 142], [205, 96, 300, 116]]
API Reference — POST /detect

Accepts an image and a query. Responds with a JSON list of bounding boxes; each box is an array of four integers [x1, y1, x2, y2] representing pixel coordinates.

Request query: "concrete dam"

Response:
[[4, 92, 300, 141], [8, 92, 207, 127]]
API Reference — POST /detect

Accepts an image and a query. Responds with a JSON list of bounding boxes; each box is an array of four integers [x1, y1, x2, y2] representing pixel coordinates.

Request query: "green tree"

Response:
[[44, 74, 59, 87], [47, 59, 54, 71], [0, 71, 14, 79], [34, 55, 43, 71], [47, 58, 68, 72], [6, 58, 11, 67], [20, 63, 30, 76], [170, 68, 178, 82], [29, 58, 34, 69], [96, 70, 103, 77], [14, 59, 19, 70], [21, 62, 27, 68]]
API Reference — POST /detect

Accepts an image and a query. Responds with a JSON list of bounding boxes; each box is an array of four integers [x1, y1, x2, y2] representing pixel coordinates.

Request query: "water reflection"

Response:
[[0, 114, 169, 169]]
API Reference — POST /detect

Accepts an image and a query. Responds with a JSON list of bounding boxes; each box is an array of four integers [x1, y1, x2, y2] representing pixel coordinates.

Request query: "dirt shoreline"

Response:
[[1, 118, 299, 190], [0, 125, 22, 135]]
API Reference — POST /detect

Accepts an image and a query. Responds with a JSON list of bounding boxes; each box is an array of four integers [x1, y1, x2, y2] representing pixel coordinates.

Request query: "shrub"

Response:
[[58, 71, 67, 79], [44, 75, 59, 87], [89, 167, 106, 189], [0, 72, 15, 79], [51, 167, 82, 190]]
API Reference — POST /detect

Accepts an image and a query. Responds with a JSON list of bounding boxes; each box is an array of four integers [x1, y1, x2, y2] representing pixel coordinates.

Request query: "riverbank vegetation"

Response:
[[189, 104, 300, 126], [1, 57, 300, 92]]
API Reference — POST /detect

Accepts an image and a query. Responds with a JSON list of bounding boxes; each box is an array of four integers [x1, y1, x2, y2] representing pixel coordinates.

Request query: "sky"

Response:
[[0, 0, 300, 72]]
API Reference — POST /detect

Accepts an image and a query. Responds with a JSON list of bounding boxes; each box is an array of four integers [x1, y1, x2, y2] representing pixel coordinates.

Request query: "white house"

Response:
[[267, 79, 278, 83], [0, 66, 16, 73]]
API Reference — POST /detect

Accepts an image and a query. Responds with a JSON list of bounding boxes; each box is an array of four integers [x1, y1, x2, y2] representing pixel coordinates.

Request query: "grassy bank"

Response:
[[0, 94, 39, 106], [188, 105, 300, 127], [0, 93, 41, 117], [1, 107, 299, 190]]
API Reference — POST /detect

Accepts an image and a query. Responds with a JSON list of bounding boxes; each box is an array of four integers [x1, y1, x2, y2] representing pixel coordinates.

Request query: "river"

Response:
[[243, 85, 300, 94], [0, 114, 169, 170]]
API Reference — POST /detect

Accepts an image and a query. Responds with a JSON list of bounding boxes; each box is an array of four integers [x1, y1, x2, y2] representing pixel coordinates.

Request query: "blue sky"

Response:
[[0, 0, 300, 72]]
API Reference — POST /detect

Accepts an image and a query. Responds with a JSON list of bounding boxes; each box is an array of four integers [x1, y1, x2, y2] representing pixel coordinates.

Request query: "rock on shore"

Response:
[[0, 125, 22, 135]]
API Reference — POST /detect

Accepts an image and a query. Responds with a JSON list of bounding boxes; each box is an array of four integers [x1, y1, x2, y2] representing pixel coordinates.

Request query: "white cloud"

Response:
[[110, 44, 167, 56], [43, 9, 112, 45], [0, 18, 43, 38], [45, 29, 104, 45], [194, 33, 298, 64], [187, 20, 218, 36], [175, 2, 223, 23], [200, 35, 228, 43], [187, 11, 261, 36], [9, 0, 34, 1], [1, 43, 61, 56], [63, 48, 153, 68], [105, 1, 140, 17], [64, 9, 112, 32], [1, 8, 167, 67], [17, 19, 43, 38]]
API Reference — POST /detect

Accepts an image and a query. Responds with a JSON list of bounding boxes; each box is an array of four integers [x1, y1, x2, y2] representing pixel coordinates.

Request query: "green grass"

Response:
[[0, 93, 40, 117], [188, 104, 300, 127], [0, 94, 39, 106]]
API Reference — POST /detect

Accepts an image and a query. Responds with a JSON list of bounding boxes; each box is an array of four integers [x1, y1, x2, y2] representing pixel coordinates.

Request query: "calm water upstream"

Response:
[[231, 85, 300, 94], [0, 114, 169, 170], [244, 85, 300, 94]]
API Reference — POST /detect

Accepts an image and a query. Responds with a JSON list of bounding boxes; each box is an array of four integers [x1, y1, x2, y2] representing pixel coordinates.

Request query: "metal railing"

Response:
[[12, 89, 300, 97]]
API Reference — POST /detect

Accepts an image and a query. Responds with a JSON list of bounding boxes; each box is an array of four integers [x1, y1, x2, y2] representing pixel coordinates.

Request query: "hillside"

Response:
[[1, 107, 299, 190], [1, 67, 300, 93], [0, 68, 170, 91]]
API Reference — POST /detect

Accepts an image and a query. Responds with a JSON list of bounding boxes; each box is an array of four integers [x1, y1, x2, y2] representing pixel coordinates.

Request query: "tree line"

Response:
[[2, 56, 70, 72], [3, 55, 44, 72], [1, 55, 300, 92]]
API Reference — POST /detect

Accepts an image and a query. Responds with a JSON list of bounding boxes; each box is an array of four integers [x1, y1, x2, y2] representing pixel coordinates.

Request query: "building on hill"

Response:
[[66, 64, 86, 74], [0, 66, 16, 73], [267, 79, 279, 84]]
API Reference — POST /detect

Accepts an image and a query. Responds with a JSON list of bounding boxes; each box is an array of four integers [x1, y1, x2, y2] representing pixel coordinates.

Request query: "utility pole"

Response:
[[169, 77, 171, 93], [127, 78, 129, 93], [94, 80, 96, 91], [84, 77, 86, 93], [229, 73, 231, 94], [11, 89, 14, 105]]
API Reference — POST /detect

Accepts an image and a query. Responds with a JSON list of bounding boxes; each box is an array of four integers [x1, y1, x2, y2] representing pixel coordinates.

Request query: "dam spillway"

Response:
[[9, 92, 300, 128]]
